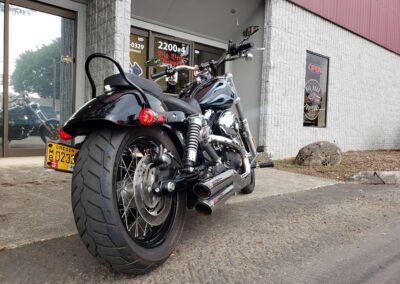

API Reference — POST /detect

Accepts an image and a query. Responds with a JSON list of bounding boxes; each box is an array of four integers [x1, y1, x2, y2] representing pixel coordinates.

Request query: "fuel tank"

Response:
[[192, 78, 235, 110]]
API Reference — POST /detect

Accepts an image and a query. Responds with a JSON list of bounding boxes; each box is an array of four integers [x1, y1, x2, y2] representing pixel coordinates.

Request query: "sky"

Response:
[[0, 4, 63, 92], [7, 6, 62, 72]]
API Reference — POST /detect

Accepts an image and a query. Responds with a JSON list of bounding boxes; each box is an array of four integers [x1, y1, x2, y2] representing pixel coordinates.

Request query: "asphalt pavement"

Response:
[[1, 162, 400, 284]]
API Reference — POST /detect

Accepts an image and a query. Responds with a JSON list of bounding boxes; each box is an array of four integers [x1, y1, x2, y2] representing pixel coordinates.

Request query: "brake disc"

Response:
[[133, 154, 172, 226]]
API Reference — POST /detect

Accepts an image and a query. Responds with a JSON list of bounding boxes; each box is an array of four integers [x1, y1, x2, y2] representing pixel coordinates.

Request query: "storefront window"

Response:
[[303, 51, 329, 127], [153, 36, 190, 95], [194, 43, 225, 75], [130, 27, 226, 96], [7, 4, 75, 150], [129, 31, 148, 77]]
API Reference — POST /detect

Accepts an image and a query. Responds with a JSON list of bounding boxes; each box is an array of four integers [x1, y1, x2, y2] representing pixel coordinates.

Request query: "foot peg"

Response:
[[252, 150, 274, 168], [257, 161, 274, 168], [256, 145, 265, 153]]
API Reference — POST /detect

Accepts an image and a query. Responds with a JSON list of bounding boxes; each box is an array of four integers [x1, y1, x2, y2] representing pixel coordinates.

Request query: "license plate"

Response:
[[44, 141, 79, 173]]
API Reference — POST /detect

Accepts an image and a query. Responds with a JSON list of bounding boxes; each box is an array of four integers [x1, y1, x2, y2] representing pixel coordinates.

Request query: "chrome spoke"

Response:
[[115, 140, 171, 242]]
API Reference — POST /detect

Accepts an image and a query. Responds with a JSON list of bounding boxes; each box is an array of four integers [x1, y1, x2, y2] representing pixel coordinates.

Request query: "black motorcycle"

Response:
[[60, 26, 265, 274], [3, 93, 59, 143]]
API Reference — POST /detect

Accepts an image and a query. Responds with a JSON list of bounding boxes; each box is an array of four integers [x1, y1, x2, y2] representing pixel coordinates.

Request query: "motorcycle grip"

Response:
[[236, 41, 254, 53], [151, 70, 168, 79]]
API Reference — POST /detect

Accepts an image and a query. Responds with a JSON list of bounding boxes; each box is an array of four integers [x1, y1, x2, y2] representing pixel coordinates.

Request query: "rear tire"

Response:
[[71, 127, 186, 274]]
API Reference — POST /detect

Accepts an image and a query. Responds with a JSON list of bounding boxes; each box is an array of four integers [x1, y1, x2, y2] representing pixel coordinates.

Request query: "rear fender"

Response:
[[63, 91, 185, 136]]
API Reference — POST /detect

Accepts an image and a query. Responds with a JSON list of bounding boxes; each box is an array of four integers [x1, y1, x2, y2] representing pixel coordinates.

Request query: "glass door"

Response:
[[130, 27, 149, 78], [151, 34, 192, 95], [2, 0, 76, 157], [194, 43, 225, 75]]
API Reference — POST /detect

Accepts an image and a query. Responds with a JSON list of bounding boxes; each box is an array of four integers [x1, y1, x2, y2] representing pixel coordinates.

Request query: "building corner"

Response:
[[85, 0, 131, 101]]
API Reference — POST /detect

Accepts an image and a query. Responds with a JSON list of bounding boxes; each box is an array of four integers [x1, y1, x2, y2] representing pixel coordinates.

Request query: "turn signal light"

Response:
[[156, 114, 167, 123], [138, 108, 156, 125], [59, 128, 73, 140]]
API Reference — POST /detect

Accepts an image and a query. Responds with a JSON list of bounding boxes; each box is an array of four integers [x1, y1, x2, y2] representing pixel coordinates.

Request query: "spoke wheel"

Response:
[[71, 127, 186, 274], [114, 138, 176, 248]]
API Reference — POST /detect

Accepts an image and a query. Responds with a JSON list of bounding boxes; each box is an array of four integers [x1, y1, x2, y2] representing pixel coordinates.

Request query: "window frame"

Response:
[[303, 50, 330, 128], [1, 0, 77, 157]]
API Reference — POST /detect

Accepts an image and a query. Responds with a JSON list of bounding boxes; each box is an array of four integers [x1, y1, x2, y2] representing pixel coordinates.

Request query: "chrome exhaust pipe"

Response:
[[193, 169, 236, 198], [193, 135, 253, 215], [195, 184, 235, 216]]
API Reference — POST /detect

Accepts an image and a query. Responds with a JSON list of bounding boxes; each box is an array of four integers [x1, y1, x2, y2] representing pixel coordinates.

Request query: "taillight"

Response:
[[59, 128, 73, 140], [138, 108, 156, 125]]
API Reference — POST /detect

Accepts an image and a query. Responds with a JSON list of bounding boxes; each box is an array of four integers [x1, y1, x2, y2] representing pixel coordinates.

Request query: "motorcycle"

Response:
[[1, 93, 60, 143], [58, 26, 266, 274]]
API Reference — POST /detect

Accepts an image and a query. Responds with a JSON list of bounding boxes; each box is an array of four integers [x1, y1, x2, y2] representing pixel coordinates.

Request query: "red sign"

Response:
[[308, 63, 322, 74], [157, 50, 186, 66]]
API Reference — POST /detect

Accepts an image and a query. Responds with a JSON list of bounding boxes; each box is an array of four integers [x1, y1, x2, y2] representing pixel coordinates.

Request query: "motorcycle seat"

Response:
[[104, 73, 201, 115]]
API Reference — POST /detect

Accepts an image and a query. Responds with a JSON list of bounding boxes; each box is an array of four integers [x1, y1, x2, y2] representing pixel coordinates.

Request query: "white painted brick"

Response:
[[261, 0, 400, 159]]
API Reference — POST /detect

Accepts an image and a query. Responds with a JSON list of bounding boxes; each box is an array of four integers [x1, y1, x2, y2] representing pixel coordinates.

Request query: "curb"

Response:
[[349, 171, 400, 184]]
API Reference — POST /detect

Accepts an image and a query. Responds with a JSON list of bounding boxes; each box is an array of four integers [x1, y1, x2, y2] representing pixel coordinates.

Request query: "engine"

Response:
[[215, 110, 240, 140], [205, 110, 243, 172]]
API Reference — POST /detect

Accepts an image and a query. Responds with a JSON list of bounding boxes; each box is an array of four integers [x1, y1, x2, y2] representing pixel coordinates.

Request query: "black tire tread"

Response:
[[71, 127, 180, 274]]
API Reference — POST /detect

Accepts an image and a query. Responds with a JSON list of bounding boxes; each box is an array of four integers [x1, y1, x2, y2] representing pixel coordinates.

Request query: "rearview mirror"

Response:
[[243, 26, 259, 38], [145, 58, 162, 67]]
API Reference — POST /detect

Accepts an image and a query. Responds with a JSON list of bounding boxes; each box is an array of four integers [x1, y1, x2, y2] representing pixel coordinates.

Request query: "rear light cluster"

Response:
[[58, 108, 165, 141], [59, 128, 73, 140], [138, 108, 167, 126]]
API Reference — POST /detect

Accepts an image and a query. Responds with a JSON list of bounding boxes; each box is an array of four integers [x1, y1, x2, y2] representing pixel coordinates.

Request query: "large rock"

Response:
[[295, 141, 342, 166]]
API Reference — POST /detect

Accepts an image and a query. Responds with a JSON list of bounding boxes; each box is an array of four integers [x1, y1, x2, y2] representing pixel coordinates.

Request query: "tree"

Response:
[[0, 5, 31, 16], [11, 38, 61, 98]]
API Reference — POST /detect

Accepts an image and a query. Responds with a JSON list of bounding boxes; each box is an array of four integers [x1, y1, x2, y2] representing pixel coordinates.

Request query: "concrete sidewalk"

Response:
[[0, 164, 339, 250], [0, 156, 44, 168]]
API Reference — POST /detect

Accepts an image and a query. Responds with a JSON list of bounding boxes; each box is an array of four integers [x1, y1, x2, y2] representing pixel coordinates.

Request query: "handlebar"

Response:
[[150, 40, 255, 81], [151, 65, 199, 79], [228, 41, 254, 56], [151, 70, 168, 79], [236, 41, 255, 53]]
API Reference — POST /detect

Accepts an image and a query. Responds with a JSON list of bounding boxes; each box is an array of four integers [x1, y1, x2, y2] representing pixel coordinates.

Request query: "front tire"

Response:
[[71, 127, 186, 274]]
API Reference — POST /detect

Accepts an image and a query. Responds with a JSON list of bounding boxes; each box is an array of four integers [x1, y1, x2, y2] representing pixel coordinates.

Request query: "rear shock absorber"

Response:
[[185, 115, 203, 170]]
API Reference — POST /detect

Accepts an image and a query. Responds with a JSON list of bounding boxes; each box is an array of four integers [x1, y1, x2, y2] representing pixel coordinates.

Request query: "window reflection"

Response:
[[7, 5, 75, 148]]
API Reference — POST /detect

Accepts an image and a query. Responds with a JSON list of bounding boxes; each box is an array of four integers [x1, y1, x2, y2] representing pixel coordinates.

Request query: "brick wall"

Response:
[[261, 0, 400, 159], [85, 0, 131, 100]]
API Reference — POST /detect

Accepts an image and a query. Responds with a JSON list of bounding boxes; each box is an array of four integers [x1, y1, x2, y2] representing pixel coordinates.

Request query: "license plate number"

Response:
[[44, 141, 79, 173]]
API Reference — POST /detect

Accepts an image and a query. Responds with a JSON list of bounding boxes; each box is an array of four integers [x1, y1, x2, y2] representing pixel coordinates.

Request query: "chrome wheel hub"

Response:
[[133, 155, 172, 226]]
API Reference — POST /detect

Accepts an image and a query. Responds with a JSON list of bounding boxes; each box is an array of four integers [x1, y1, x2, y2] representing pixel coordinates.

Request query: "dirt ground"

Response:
[[274, 150, 400, 181]]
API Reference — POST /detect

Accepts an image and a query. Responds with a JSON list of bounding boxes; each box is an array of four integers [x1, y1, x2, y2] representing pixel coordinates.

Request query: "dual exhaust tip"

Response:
[[193, 169, 237, 216]]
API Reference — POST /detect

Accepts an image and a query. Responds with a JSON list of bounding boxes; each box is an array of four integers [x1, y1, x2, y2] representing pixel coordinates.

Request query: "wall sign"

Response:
[[129, 28, 225, 96], [155, 38, 190, 67], [304, 52, 329, 127], [153, 37, 190, 94]]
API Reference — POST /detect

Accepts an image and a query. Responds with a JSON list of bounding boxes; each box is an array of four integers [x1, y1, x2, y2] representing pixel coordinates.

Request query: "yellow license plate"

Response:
[[44, 141, 79, 173]]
